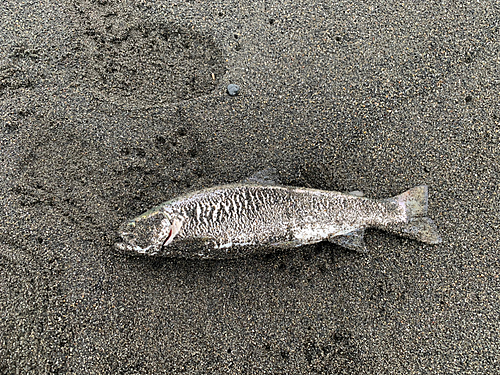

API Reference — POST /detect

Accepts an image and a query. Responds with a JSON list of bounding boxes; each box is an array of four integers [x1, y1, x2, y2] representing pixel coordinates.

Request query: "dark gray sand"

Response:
[[1, 0, 499, 373]]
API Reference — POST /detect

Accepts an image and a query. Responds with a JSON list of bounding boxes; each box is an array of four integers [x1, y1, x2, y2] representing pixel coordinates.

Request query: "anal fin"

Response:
[[328, 229, 368, 252]]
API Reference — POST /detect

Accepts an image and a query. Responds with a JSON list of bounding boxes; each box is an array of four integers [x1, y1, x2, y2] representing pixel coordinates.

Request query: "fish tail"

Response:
[[386, 186, 442, 244]]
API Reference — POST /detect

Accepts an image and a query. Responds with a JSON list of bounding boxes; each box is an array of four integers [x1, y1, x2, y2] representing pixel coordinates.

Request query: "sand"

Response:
[[1, 0, 499, 373]]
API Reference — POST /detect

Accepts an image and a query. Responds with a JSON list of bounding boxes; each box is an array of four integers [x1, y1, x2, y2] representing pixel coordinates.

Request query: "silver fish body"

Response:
[[115, 183, 442, 259]]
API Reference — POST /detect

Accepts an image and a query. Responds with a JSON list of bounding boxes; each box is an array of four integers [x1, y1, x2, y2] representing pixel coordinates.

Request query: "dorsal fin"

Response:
[[347, 190, 364, 197], [243, 167, 281, 185]]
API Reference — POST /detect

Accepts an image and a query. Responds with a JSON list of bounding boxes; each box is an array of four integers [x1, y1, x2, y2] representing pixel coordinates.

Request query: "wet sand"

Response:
[[1, 0, 499, 373]]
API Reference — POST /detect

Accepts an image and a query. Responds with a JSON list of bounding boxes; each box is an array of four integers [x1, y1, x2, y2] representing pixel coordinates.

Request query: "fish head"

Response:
[[114, 208, 183, 256]]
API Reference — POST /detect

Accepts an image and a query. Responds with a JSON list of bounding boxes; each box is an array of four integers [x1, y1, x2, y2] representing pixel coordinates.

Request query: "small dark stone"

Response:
[[155, 135, 166, 145], [465, 95, 472, 103], [227, 84, 240, 96], [120, 147, 130, 156], [280, 350, 290, 360]]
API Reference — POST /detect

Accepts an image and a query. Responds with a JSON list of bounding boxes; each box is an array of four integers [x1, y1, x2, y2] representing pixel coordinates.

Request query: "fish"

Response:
[[114, 170, 442, 259]]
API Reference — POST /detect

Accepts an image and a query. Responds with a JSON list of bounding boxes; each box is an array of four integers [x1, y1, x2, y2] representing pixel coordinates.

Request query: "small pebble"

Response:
[[227, 84, 240, 96]]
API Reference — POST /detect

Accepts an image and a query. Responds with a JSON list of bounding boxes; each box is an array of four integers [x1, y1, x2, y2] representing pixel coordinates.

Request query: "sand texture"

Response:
[[1, 0, 499, 373]]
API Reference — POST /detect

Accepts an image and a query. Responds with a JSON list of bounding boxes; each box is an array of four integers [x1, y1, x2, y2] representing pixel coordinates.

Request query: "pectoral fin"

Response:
[[328, 229, 368, 252]]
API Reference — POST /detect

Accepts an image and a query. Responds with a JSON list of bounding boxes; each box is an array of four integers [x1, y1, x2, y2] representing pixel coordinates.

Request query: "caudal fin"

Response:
[[386, 186, 442, 245]]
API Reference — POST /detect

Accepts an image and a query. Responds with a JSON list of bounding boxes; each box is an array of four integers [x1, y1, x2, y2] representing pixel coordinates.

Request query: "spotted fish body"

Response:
[[115, 181, 442, 259]]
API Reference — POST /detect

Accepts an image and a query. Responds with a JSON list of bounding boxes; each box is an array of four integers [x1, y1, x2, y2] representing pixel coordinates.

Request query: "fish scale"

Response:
[[182, 186, 288, 239]]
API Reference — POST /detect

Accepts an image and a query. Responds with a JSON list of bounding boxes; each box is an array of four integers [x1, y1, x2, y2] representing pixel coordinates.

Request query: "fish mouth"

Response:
[[114, 242, 127, 252], [113, 238, 142, 255], [114, 237, 156, 256], [114, 241, 137, 255]]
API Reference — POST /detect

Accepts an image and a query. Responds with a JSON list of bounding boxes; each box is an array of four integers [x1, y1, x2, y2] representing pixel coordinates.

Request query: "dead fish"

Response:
[[115, 171, 442, 259]]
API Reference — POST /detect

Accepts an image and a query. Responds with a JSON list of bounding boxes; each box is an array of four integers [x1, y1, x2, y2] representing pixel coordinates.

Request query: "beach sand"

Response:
[[1, 0, 499, 373]]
